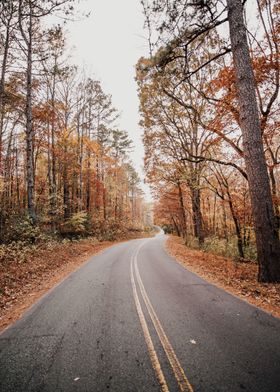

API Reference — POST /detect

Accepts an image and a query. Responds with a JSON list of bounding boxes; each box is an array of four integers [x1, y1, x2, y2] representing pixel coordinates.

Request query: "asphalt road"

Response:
[[0, 233, 280, 392]]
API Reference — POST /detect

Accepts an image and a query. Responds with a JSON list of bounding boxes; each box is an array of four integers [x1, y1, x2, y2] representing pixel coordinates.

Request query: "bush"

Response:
[[201, 236, 238, 258], [59, 212, 89, 238], [95, 218, 123, 241], [5, 216, 45, 244], [0, 241, 38, 264], [189, 235, 258, 262]]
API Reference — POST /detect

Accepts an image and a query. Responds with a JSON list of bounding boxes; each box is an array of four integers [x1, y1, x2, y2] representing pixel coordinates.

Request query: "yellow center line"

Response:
[[132, 241, 194, 392], [130, 249, 169, 392]]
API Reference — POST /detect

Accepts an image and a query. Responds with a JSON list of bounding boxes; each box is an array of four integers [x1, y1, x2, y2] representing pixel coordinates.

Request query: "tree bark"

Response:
[[227, 0, 280, 281]]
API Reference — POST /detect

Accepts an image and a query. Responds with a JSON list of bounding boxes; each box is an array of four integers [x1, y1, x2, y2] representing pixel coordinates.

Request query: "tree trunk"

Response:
[[25, 11, 36, 223], [227, 192, 244, 258], [63, 144, 70, 220], [86, 151, 91, 212], [227, 0, 280, 282], [50, 71, 57, 218], [0, 15, 11, 175], [177, 180, 188, 240], [269, 166, 280, 230], [103, 186, 107, 221], [95, 158, 101, 213], [76, 112, 83, 211], [212, 194, 217, 235], [190, 185, 204, 245], [99, 158, 106, 220], [171, 215, 180, 236], [222, 200, 228, 242]]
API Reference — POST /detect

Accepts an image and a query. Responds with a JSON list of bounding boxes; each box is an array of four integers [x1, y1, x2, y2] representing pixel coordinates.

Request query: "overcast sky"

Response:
[[66, 0, 152, 199]]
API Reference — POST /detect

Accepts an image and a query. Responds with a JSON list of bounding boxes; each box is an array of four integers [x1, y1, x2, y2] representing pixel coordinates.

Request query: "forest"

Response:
[[0, 0, 280, 296], [0, 0, 149, 247], [0, 2, 279, 389], [137, 0, 280, 282]]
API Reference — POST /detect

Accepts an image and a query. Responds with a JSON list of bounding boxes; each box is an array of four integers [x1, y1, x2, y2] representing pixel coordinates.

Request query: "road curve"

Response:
[[0, 233, 280, 392]]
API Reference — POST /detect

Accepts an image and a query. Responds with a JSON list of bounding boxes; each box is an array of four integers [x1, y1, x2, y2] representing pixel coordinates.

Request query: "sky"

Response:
[[66, 0, 152, 200]]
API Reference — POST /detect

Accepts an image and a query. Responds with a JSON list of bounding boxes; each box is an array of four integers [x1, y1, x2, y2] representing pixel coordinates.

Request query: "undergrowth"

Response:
[[185, 235, 257, 262], [0, 213, 155, 265]]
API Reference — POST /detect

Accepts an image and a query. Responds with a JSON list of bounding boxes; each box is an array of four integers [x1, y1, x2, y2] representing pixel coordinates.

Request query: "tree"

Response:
[[17, 0, 76, 222], [42, 25, 67, 225], [0, 1, 18, 173], [0, 1, 147, 242], [141, 0, 280, 282], [228, 0, 280, 281]]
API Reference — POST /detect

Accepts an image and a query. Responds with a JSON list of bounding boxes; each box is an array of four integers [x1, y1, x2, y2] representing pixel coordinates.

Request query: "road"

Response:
[[0, 233, 280, 392]]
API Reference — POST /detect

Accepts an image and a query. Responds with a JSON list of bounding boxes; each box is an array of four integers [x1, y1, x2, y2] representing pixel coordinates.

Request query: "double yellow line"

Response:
[[130, 241, 194, 392]]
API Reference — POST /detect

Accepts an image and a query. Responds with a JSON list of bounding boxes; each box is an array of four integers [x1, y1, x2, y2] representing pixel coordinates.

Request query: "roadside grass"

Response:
[[166, 235, 280, 319]]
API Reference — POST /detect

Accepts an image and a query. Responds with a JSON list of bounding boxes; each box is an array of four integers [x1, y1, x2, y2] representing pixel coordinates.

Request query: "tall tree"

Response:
[[141, 0, 280, 282], [17, 0, 75, 222], [227, 0, 280, 281]]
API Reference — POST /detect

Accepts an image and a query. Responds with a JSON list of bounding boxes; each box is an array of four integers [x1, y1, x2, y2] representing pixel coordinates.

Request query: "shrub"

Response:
[[59, 212, 89, 238], [6, 216, 44, 244], [192, 235, 257, 262], [0, 241, 38, 264]]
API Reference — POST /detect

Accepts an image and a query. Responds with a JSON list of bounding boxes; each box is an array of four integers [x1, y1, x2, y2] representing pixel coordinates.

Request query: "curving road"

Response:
[[0, 233, 280, 392]]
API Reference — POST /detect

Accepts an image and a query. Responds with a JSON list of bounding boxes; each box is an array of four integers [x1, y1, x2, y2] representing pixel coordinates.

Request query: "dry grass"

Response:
[[166, 235, 280, 319]]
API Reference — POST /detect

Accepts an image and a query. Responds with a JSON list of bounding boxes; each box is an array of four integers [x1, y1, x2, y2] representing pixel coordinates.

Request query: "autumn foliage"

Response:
[[138, 0, 280, 281], [0, 1, 149, 244]]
